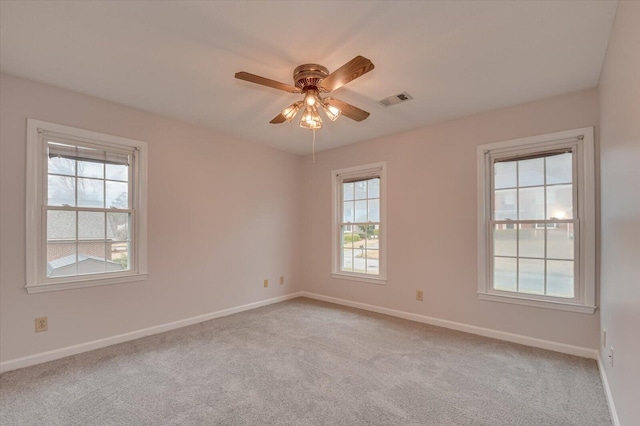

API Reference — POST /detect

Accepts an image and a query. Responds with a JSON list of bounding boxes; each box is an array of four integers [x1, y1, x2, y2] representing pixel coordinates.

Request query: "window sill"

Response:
[[478, 292, 596, 314], [25, 273, 148, 294], [331, 273, 387, 285]]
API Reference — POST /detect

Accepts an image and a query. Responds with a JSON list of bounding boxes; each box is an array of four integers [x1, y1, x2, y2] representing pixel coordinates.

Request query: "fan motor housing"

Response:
[[293, 64, 329, 90]]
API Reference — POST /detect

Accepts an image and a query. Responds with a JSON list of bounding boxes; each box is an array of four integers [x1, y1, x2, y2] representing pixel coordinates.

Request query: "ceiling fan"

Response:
[[235, 56, 375, 130]]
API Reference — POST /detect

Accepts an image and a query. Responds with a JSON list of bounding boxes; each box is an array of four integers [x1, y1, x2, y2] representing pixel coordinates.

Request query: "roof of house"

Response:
[[47, 254, 124, 276]]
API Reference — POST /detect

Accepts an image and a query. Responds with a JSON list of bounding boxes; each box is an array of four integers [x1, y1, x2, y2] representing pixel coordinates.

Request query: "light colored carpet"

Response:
[[0, 298, 610, 425]]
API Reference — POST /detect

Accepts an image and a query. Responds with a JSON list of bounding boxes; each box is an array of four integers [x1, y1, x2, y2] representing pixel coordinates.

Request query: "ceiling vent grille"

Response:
[[379, 91, 413, 107]]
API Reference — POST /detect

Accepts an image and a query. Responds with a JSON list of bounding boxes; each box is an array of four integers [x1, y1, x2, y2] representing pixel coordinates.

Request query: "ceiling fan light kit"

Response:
[[235, 55, 375, 134]]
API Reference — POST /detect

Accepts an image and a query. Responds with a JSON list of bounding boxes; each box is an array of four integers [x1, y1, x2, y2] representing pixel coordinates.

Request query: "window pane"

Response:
[[78, 211, 105, 240], [110, 242, 130, 271], [106, 164, 129, 182], [494, 161, 516, 189], [351, 227, 370, 274], [355, 200, 367, 222], [518, 158, 544, 187], [546, 153, 572, 185], [77, 160, 104, 178], [354, 181, 367, 200], [352, 244, 367, 274], [519, 187, 545, 220], [48, 156, 75, 176], [368, 178, 380, 198], [47, 243, 77, 277], [47, 210, 76, 240], [547, 223, 574, 260], [106, 181, 128, 209], [494, 257, 517, 292], [365, 249, 379, 275], [493, 224, 516, 257], [342, 225, 363, 274], [48, 175, 76, 206], [494, 189, 517, 220], [518, 258, 545, 295], [343, 183, 354, 201], [78, 242, 107, 274], [368, 199, 380, 222], [342, 228, 360, 245], [341, 248, 354, 272], [363, 227, 379, 249], [547, 184, 573, 220], [77, 178, 104, 208], [343, 201, 354, 223], [107, 212, 129, 241], [547, 260, 574, 298], [338, 170, 383, 278], [519, 224, 544, 258]]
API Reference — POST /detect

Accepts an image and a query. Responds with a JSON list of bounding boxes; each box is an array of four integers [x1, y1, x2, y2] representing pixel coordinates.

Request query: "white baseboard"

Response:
[[0, 292, 302, 374], [0, 290, 599, 371], [597, 354, 620, 426], [300, 291, 598, 360], [3, 290, 616, 425]]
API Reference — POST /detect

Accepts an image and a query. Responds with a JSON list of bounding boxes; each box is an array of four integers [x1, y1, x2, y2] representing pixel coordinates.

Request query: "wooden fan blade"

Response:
[[235, 72, 301, 93], [324, 98, 370, 122], [270, 113, 287, 124], [318, 56, 375, 92]]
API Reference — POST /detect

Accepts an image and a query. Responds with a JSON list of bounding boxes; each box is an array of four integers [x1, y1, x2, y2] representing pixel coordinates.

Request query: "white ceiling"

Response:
[[0, 1, 617, 155]]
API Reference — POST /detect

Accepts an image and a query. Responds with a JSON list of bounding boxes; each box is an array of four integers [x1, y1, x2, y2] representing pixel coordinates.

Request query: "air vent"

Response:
[[379, 91, 413, 107]]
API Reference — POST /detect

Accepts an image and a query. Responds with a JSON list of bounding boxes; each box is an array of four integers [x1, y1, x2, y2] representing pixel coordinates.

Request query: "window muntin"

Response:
[[491, 151, 577, 299], [26, 119, 148, 293], [332, 162, 386, 283], [477, 128, 595, 313], [45, 139, 134, 278], [340, 177, 380, 275]]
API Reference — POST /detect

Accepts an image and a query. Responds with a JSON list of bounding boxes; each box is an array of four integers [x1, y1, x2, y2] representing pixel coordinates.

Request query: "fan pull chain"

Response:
[[312, 129, 316, 163]]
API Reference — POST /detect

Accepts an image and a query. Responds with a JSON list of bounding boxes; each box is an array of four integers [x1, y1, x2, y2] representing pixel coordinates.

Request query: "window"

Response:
[[26, 119, 148, 293], [477, 128, 595, 313], [332, 162, 386, 284]]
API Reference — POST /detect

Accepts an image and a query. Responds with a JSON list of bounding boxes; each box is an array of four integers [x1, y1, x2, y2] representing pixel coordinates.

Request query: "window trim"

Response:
[[477, 127, 596, 314], [26, 119, 148, 294], [331, 162, 387, 284]]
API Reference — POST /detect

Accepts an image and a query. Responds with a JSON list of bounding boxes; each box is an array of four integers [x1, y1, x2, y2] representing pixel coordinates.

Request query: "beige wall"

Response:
[[0, 75, 606, 364], [301, 88, 600, 349], [0, 73, 303, 362], [599, 1, 640, 424]]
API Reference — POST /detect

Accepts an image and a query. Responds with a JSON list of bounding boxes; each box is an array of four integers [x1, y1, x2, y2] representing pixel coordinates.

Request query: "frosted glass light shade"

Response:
[[281, 101, 303, 122], [322, 103, 341, 121], [299, 106, 322, 130]]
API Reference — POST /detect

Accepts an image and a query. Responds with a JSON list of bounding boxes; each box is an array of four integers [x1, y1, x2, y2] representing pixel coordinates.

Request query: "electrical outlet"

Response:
[[263, 279, 268, 288], [608, 347, 614, 367], [603, 329, 607, 348], [416, 290, 424, 301], [279, 276, 284, 285], [35, 317, 48, 332]]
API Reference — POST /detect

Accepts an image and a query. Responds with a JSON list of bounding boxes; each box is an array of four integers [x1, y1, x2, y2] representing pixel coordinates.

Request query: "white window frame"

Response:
[[477, 127, 595, 314], [331, 162, 387, 284], [26, 119, 148, 293]]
